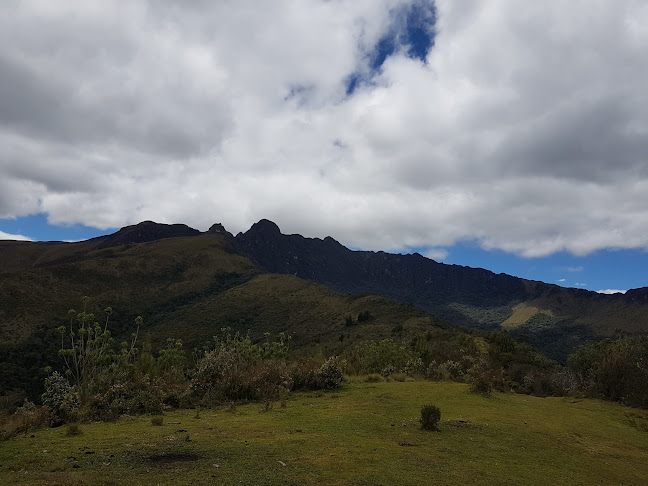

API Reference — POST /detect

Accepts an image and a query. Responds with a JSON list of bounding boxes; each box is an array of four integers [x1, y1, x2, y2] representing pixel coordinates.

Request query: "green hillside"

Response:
[[0, 234, 455, 401], [150, 273, 447, 353], [0, 234, 257, 343]]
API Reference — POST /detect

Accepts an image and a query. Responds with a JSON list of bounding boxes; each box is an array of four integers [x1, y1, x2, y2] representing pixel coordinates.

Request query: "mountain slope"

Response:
[[0, 223, 459, 399], [233, 220, 648, 358], [2, 219, 648, 361]]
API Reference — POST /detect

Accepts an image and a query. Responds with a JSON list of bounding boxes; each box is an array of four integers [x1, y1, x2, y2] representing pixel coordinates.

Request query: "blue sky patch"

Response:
[[346, 0, 436, 95]]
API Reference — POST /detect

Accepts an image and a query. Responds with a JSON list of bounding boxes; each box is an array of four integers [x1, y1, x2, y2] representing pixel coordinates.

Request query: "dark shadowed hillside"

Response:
[[234, 220, 648, 359]]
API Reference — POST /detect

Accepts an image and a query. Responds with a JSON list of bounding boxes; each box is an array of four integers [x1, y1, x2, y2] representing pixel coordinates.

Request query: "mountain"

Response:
[[0, 223, 454, 398], [233, 219, 648, 359], [2, 219, 648, 364]]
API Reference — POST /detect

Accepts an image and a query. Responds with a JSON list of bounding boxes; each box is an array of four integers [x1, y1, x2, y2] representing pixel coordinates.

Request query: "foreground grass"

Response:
[[2, 381, 648, 485]]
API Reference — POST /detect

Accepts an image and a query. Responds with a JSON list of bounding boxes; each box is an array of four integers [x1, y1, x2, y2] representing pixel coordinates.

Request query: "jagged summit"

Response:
[[206, 223, 233, 238]]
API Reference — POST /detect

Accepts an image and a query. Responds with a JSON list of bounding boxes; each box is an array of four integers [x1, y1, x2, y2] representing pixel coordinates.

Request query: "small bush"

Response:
[[151, 416, 164, 426], [469, 377, 493, 395], [420, 404, 441, 431], [290, 357, 345, 391], [314, 357, 345, 390], [289, 358, 320, 390], [66, 423, 82, 436], [42, 372, 79, 424]]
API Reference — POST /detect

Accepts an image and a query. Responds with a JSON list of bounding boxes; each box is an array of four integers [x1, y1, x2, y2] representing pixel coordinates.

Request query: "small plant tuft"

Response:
[[278, 386, 290, 408], [420, 404, 441, 431], [151, 416, 164, 426], [364, 373, 383, 383], [66, 422, 82, 436]]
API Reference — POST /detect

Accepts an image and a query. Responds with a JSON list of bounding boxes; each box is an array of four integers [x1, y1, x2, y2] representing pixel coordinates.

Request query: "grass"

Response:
[[501, 303, 551, 330], [2, 381, 648, 485]]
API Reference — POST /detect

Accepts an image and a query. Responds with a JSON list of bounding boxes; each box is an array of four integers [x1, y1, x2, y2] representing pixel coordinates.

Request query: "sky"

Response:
[[1, 0, 647, 294]]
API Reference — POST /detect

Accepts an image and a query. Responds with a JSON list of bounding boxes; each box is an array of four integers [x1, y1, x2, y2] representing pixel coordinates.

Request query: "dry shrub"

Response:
[[0, 401, 51, 440]]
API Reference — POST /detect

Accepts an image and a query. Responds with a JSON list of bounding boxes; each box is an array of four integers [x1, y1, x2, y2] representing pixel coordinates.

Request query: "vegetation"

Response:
[[567, 337, 648, 408], [2, 381, 648, 485], [419, 404, 441, 431]]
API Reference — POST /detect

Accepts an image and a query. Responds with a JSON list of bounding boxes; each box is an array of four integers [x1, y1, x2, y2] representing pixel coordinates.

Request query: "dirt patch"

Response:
[[147, 452, 202, 465], [446, 419, 476, 428]]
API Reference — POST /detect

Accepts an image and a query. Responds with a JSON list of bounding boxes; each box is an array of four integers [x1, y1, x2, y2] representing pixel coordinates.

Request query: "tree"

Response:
[[57, 297, 141, 400]]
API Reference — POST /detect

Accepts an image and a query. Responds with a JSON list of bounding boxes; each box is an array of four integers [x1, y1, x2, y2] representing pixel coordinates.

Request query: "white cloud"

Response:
[[0, 230, 32, 241], [422, 248, 449, 261], [1, 1, 648, 257], [558, 278, 566, 282], [597, 289, 628, 295], [566, 266, 584, 273]]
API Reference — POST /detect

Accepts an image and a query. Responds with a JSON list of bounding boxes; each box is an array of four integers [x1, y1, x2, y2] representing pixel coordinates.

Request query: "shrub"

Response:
[[192, 330, 293, 403], [344, 339, 414, 375], [437, 360, 465, 381], [469, 377, 492, 395], [290, 357, 345, 391], [81, 372, 163, 421], [314, 357, 345, 390], [420, 404, 441, 431], [1, 400, 51, 440], [467, 358, 502, 395], [42, 372, 79, 424], [151, 416, 164, 426], [404, 358, 424, 377], [289, 358, 320, 390], [65, 423, 82, 436], [381, 365, 395, 377]]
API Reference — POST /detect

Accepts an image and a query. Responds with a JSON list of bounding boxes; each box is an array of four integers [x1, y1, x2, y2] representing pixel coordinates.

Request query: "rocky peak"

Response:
[[207, 223, 233, 238]]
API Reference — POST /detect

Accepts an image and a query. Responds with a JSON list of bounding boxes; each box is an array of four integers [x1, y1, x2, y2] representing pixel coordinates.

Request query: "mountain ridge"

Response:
[[2, 219, 647, 360]]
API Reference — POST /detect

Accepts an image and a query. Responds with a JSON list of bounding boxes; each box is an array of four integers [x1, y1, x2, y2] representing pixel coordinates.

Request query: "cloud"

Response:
[[558, 278, 566, 283], [1, 1, 648, 257], [422, 248, 449, 261], [574, 283, 588, 287], [0, 230, 32, 241], [566, 266, 584, 273], [597, 289, 628, 295]]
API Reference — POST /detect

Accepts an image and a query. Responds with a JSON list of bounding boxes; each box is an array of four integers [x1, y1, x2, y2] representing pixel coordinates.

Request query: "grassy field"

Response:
[[2, 380, 648, 485]]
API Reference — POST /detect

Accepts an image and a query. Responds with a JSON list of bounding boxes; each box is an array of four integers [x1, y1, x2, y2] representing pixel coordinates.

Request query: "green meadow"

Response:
[[2, 380, 647, 485]]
